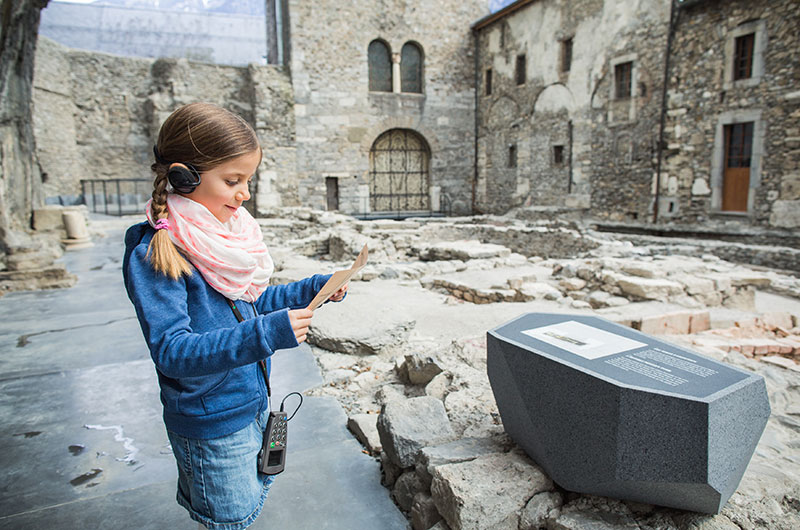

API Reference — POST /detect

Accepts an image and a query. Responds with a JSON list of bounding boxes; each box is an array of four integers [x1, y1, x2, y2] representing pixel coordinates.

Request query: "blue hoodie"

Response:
[[123, 222, 330, 439]]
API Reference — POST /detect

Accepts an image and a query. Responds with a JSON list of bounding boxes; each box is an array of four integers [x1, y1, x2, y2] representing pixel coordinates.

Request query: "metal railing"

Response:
[[337, 192, 452, 220], [79, 178, 454, 220], [81, 179, 152, 216]]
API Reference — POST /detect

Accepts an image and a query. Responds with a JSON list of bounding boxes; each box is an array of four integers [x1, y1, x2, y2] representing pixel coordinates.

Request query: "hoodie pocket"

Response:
[[201, 367, 255, 414]]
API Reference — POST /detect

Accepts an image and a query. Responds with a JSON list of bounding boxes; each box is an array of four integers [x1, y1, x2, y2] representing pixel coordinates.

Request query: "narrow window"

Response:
[[553, 145, 564, 166], [401, 42, 423, 93], [485, 68, 493, 95], [733, 33, 754, 80], [561, 38, 572, 73], [614, 61, 632, 99], [508, 144, 517, 168], [368, 40, 392, 92], [516, 54, 526, 85]]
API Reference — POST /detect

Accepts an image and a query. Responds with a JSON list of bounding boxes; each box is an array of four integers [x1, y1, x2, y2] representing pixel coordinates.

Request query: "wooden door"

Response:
[[369, 129, 430, 212], [722, 122, 753, 212], [325, 177, 339, 211]]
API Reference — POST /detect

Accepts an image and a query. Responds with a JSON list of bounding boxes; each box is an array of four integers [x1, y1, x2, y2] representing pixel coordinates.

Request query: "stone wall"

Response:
[[586, 0, 669, 223], [664, 0, 800, 228], [31, 0, 798, 228], [288, 0, 488, 215], [474, 0, 669, 219], [475, 0, 800, 229], [32, 37, 298, 215]]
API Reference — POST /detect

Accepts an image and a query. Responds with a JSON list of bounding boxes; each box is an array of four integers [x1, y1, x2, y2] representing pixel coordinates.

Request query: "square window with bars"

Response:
[[733, 33, 754, 81], [614, 61, 632, 99], [553, 145, 564, 166]]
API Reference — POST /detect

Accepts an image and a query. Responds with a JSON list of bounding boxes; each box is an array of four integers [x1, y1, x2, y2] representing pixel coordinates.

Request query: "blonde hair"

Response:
[[148, 102, 260, 279]]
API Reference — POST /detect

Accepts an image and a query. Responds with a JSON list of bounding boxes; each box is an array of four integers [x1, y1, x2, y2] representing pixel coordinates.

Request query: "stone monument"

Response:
[[487, 313, 770, 514]]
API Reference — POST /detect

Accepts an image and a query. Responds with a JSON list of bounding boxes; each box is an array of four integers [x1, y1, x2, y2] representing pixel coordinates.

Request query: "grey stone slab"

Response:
[[0, 481, 192, 530], [270, 343, 324, 397], [487, 313, 771, 514], [263, 439, 409, 530], [0, 317, 147, 378], [0, 360, 174, 518], [278, 396, 353, 455], [0, 228, 145, 378]]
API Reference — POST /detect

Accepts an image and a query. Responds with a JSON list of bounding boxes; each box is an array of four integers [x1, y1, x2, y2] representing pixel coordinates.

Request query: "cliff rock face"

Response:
[[0, 0, 75, 294]]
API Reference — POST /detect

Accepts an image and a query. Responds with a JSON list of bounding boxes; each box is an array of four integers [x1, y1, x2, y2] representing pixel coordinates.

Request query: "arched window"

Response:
[[369, 129, 430, 212], [401, 42, 423, 93], [368, 40, 392, 92]]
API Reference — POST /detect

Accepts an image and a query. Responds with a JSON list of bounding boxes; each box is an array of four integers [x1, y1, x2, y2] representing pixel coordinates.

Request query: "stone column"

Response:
[[392, 53, 401, 93], [358, 184, 371, 214], [429, 185, 440, 212]]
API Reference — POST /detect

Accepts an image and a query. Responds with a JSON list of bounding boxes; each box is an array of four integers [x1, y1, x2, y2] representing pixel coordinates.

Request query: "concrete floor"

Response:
[[0, 221, 408, 530]]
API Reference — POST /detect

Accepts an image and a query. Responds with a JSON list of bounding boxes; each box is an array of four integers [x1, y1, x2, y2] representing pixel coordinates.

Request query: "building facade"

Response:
[[661, 0, 800, 228], [287, 0, 487, 216], [474, 0, 800, 228], [32, 0, 800, 228]]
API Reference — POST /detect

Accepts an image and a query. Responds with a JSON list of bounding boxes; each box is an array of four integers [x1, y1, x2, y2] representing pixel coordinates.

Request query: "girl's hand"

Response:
[[288, 308, 313, 344], [328, 283, 348, 302]]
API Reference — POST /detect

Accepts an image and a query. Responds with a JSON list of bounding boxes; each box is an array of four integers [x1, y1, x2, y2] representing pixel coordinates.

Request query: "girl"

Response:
[[123, 102, 346, 530]]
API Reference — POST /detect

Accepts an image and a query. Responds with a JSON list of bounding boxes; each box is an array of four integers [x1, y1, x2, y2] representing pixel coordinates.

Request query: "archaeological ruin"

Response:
[[1, 0, 799, 529]]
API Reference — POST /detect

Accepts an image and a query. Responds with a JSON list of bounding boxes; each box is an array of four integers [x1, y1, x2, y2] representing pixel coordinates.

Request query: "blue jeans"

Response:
[[168, 410, 276, 530]]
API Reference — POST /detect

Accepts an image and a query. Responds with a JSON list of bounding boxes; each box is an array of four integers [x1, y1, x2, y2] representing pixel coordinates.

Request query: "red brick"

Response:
[[738, 341, 755, 357], [771, 339, 794, 355], [689, 311, 710, 334]]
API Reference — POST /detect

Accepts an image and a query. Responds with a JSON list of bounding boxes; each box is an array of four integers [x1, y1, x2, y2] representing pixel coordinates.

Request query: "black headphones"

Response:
[[153, 146, 202, 194]]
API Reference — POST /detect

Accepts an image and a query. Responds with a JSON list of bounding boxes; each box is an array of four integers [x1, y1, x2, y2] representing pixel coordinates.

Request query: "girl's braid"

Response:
[[146, 161, 192, 279], [150, 163, 170, 221]]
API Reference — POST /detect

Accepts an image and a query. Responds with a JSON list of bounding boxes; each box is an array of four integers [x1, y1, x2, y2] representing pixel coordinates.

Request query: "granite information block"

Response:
[[487, 313, 770, 514]]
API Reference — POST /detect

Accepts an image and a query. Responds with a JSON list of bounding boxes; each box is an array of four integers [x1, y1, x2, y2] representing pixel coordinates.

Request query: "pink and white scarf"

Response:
[[145, 194, 273, 302]]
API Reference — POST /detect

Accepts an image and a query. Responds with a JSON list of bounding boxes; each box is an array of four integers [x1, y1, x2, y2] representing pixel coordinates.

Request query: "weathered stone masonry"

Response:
[[31, 0, 799, 230], [32, 36, 299, 216], [474, 0, 670, 220], [663, 0, 800, 228], [288, 0, 487, 215], [474, 0, 800, 229]]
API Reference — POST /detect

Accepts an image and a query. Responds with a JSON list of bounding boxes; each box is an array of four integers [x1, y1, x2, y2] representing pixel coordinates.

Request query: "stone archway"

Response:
[[369, 129, 431, 212]]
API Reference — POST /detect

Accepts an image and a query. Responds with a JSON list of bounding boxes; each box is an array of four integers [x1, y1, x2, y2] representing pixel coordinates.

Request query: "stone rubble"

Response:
[[377, 396, 458, 469], [264, 208, 800, 530], [0, 207, 81, 294], [430, 451, 552, 530]]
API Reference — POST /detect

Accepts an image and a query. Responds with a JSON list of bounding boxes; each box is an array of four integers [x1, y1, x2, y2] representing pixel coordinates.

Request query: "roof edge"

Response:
[[471, 0, 540, 31]]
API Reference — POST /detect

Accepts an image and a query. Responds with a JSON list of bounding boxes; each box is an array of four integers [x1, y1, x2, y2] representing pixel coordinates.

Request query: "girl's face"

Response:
[[184, 149, 261, 223]]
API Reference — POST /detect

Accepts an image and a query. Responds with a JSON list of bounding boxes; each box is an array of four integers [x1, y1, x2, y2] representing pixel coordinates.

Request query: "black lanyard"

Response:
[[225, 298, 271, 398]]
